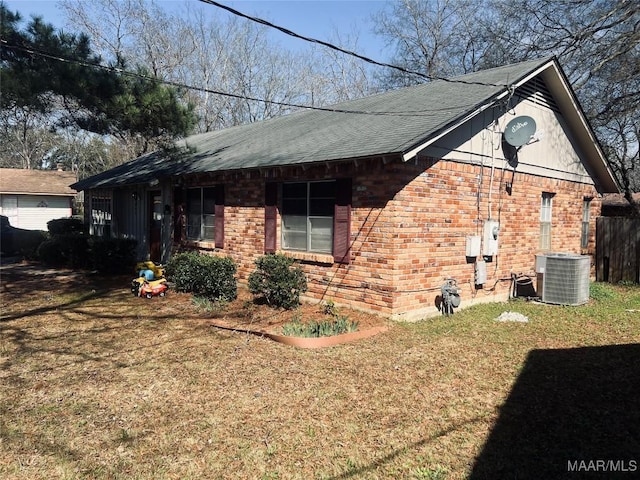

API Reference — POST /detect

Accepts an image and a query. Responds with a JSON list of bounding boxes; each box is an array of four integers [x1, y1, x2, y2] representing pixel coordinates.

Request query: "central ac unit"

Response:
[[540, 253, 590, 306]]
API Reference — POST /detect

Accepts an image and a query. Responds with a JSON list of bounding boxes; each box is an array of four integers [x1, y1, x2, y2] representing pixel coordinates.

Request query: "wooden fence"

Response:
[[596, 217, 640, 283]]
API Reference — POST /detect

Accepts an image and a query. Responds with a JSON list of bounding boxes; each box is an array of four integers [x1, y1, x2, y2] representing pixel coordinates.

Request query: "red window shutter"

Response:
[[333, 178, 352, 264], [215, 185, 225, 249], [264, 182, 278, 253]]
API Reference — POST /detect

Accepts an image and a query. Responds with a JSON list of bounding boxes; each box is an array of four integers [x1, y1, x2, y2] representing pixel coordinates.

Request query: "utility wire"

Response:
[[198, 0, 507, 88], [1, 40, 489, 117]]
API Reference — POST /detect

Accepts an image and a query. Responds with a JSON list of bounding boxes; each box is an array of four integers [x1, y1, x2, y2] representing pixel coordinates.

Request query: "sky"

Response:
[[3, 0, 393, 59]]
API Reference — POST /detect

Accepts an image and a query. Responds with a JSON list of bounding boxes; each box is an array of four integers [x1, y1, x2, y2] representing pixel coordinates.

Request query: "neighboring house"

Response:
[[600, 193, 640, 217], [72, 57, 619, 319], [0, 168, 77, 231]]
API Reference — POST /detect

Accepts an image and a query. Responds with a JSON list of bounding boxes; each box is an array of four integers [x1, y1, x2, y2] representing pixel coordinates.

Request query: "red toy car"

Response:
[[132, 278, 168, 298]]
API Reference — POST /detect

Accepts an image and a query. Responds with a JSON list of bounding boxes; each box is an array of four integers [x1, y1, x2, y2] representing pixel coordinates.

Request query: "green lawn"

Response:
[[1, 273, 638, 479]]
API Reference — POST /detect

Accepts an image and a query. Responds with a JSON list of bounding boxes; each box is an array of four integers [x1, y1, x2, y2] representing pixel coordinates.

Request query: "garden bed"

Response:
[[169, 287, 391, 347]]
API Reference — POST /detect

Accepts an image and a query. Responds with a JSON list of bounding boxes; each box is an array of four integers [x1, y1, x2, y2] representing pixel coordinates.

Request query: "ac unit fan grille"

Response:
[[541, 254, 590, 305]]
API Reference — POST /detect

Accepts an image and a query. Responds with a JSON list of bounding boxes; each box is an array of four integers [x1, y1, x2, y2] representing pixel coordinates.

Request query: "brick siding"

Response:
[[177, 157, 600, 320]]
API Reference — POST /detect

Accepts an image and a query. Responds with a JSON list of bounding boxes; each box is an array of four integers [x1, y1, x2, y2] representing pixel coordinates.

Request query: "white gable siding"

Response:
[[422, 95, 594, 185], [1, 194, 72, 230]]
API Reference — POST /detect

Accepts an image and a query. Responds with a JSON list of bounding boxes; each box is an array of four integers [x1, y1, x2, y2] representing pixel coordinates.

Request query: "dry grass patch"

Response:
[[1, 263, 639, 479]]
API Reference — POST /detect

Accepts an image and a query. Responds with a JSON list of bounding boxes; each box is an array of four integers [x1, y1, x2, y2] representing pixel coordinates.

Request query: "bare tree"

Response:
[[372, 0, 490, 88], [0, 107, 59, 169], [306, 29, 378, 105], [59, 0, 354, 133]]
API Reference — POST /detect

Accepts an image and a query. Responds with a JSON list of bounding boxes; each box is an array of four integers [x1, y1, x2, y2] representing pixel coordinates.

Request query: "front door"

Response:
[[149, 192, 162, 262]]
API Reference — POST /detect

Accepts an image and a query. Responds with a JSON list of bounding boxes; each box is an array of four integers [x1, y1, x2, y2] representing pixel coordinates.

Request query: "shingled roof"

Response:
[[0, 168, 77, 196], [72, 57, 617, 192]]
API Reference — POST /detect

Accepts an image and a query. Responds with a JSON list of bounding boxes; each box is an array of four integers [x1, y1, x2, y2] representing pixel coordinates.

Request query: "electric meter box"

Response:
[[475, 260, 487, 285], [465, 235, 481, 257], [483, 220, 500, 256]]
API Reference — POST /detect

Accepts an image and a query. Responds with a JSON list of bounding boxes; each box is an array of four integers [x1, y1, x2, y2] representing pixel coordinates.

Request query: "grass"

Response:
[[1, 268, 639, 479]]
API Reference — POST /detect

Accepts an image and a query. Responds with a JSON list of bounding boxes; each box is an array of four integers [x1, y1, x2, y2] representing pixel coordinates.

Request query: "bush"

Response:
[[1, 215, 47, 259], [47, 217, 85, 236], [13, 229, 48, 260], [37, 234, 90, 268], [38, 235, 137, 273], [248, 253, 307, 309], [166, 251, 237, 301], [90, 238, 138, 274]]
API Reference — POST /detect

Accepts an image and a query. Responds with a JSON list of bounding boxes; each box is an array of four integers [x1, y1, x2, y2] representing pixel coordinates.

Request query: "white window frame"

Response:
[[581, 198, 591, 249], [90, 190, 112, 237], [540, 192, 554, 250], [281, 180, 335, 254], [186, 187, 216, 241]]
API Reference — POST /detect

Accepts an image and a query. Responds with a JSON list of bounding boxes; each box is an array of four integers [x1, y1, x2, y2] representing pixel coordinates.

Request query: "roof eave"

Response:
[[0, 191, 76, 196]]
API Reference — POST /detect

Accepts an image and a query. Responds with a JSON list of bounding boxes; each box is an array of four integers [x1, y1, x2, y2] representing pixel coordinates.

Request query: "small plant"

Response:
[[320, 300, 339, 317], [118, 428, 136, 444], [281, 313, 305, 336], [192, 296, 228, 313], [413, 466, 448, 480], [281, 315, 359, 337], [248, 253, 307, 309], [334, 314, 359, 333], [589, 282, 615, 301]]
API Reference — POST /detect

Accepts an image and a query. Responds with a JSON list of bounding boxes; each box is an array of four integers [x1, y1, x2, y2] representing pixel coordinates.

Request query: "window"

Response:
[[264, 178, 351, 263], [540, 192, 554, 250], [282, 181, 335, 254], [186, 187, 216, 241], [581, 198, 591, 249], [91, 190, 112, 237]]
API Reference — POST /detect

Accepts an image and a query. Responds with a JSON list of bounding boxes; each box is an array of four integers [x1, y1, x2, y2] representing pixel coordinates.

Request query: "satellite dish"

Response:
[[504, 116, 537, 147]]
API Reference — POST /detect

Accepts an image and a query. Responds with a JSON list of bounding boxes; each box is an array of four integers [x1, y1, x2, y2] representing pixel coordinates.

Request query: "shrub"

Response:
[[248, 253, 307, 309], [38, 235, 136, 273], [14, 229, 48, 260], [166, 251, 237, 301], [47, 217, 85, 236], [90, 238, 138, 274], [166, 251, 201, 292], [37, 234, 90, 268]]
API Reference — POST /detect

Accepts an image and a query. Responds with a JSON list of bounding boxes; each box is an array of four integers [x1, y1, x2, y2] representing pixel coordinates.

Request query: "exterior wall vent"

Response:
[[541, 253, 591, 306], [517, 77, 560, 113]]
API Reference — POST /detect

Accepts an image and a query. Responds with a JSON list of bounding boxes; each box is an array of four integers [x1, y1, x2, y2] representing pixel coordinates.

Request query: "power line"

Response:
[[198, 0, 507, 88], [1, 40, 486, 118]]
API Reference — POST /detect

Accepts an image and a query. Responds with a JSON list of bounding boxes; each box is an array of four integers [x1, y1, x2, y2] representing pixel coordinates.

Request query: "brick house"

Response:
[[72, 57, 618, 319]]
